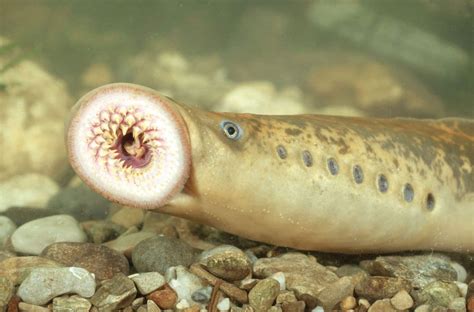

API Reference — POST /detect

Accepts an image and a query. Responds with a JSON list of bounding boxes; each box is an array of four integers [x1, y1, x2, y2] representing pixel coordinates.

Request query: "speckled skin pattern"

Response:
[[67, 84, 474, 253]]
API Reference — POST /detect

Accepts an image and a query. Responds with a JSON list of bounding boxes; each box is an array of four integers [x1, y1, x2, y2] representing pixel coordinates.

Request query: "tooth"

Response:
[[110, 123, 119, 135], [133, 126, 141, 139], [100, 123, 109, 132], [125, 115, 136, 126], [111, 113, 122, 124], [92, 127, 103, 135], [137, 120, 151, 130], [118, 107, 127, 116], [120, 124, 129, 135]]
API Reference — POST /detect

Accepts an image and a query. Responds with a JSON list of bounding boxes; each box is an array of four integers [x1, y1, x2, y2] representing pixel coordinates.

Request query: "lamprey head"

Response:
[[66, 83, 191, 209]]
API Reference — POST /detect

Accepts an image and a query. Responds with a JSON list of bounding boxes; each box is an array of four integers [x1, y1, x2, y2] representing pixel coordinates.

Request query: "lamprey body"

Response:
[[67, 83, 474, 253]]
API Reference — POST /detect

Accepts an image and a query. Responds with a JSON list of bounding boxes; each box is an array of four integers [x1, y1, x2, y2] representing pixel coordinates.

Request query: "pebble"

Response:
[[253, 253, 339, 299], [217, 298, 231, 311], [17, 302, 50, 312], [17, 267, 96, 305], [414, 304, 432, 312], [413, 281, 461, 307], [0, 46, 71, 182], [147, 299, 162, 312], [52, 295, 92, 312], [198, 245, 252, 281], [132, 236, 198, 274], [315, 276, 354, 311], [11, 215, 87, 255], [104, 231, 156, 257], [339, 295, 356, 310], [130, 272, 167, 295], [455, 281, 468, 297], [248, 278, 280, 312], [167, 266, 206, 304], [0, 216, 16, 248], [367, 299, 397, 312], [271, 272, 286, 291], [268, 306, 283, 312], [361, 254, 458, 288], [390, 289, 414, 310], [355, 276, 412, 301], [81, 220, 125, 244], [0, 276, 14, 308], [218, 82, 310, 115], [191, 286, 212, 303], [276, 290, 297, 304], [108, 205, 145, 228], [0, 174, 60, 213], [0, 256, 62, 285], [281, 301, 305, 312], [358, 298, 370, 311], [147, 284, 178, 309], [448, 297, 467, 312], [90, 273, 137, 310], [131, 297, 145, 310], [46, 184, 109, 221], [41, 242, 129, 280]]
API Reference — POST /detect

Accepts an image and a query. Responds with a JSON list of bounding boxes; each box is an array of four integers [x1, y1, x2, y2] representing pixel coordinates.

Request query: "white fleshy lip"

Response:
[[67, 83, 191, 209]]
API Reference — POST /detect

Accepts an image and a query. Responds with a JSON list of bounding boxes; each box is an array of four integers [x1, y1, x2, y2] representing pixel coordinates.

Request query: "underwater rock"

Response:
[[360, 254, 458, 288], [315, 276, 354, 311], [0, 276, 14, 309], [253, 253, 339, 299], [166, 266, 206, 304], [367, 299, 397, 312], [354, 276, 412, 302], [41, 242, 129, 281], [306, 55, 445, 118], [132, 236, 198, 274], [198, 245, 252, 282], [130, 272, 167, 295], [307, 1, 469, 81], [0, 37, 71, 182], [52, 295, 92, 312], [0, 256, 62, 285], [90, 273, 137, 310], [146, 284, 177, 310], [108, 205, 145, 229], [104, 231, 156, 258], [390, 290, 414, 310], [10, 214, 87, 255], [125, 50, 232, 110], [217, 82, 311, 115], [412, 281, 462, 307], [81, 220, 125, 244], [0, 174, 60, 213], [248, 277, 280, 312], [17, 267, 96, 305], [0, 216, 16, 248], [46, 183, 109, 221]]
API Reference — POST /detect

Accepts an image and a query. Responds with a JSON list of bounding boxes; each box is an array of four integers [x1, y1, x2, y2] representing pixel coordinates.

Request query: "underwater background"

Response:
[[0, 1, 473, 311]]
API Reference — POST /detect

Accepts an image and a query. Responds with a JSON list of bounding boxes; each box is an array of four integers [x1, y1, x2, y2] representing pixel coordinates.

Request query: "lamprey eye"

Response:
[[220, 120, 243, 140]]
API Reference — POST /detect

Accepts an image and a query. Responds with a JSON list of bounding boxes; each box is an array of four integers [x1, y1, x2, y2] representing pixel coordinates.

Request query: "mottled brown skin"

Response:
[[68, 84, 474, 253], [162, 102, 473, 253]]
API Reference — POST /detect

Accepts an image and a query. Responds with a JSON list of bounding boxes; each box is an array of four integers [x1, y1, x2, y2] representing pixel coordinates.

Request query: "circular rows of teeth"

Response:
[[86, 106, 159, 172]]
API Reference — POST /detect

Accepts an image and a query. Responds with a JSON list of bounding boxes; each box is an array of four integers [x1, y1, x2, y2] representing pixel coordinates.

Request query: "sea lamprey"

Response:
[[66, 83, 474, 253]]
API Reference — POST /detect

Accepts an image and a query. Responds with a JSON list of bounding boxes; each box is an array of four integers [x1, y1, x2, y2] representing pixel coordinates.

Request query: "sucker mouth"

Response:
[[66, 83, 191, 209], [87, 105, 160, 174]]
